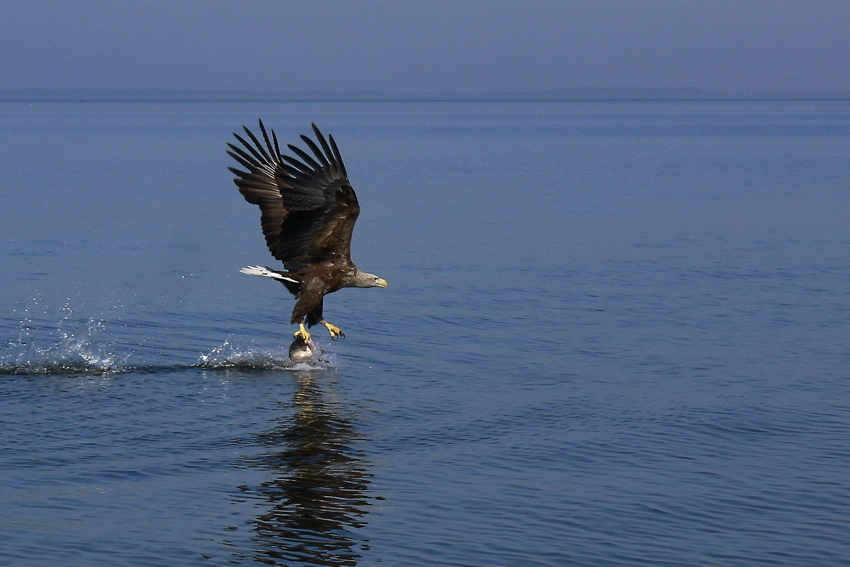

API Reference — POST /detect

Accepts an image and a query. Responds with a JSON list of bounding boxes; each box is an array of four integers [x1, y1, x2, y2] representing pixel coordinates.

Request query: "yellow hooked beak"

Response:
[[375, 278, 388, 288]]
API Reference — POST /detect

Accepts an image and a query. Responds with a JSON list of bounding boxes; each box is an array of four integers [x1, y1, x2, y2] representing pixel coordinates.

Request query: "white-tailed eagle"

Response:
[[228, 121, 387, 343]]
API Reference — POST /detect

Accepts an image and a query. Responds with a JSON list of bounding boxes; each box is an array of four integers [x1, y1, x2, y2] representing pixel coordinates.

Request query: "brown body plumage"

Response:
[[227, 121, 386, 342]]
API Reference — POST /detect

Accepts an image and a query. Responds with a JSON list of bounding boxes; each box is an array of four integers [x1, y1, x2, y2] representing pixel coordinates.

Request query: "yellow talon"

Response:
[[322, 320, 345, 339], [294, 323, 311, 343]]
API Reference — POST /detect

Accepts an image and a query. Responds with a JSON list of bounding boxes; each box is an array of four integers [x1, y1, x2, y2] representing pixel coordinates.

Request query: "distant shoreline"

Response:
[[2, 88, 849, 103]]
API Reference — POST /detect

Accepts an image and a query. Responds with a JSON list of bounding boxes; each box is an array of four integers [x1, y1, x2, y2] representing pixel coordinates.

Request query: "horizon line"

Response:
[[2, 87, 849, 103]]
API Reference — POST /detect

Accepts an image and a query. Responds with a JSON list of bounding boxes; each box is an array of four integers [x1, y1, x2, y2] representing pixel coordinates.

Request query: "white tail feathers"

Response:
[[239, 265, 298, 283]]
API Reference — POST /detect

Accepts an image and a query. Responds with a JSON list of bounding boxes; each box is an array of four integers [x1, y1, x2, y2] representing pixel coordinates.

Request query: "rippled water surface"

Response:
[[1, 99, 849, 565]]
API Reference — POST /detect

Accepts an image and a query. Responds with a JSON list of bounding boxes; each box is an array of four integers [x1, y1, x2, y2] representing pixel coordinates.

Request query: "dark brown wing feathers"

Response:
[[228, 121, 360, 272]]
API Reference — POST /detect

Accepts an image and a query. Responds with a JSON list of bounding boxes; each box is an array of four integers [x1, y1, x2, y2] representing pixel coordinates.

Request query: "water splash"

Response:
[[196, 339, 332, 371], [0, 317, 123, 375]]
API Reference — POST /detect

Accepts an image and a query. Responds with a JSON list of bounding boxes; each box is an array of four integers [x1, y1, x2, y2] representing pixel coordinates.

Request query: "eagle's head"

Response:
[[347, 269, 388, 289]]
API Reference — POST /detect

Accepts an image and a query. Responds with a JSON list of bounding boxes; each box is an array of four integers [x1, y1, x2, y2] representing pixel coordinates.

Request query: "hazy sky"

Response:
[[2, 0, 849, 96]]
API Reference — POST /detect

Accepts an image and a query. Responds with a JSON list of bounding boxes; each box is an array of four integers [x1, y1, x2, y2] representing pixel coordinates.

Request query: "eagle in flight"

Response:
[[227, 121, 387, 343]]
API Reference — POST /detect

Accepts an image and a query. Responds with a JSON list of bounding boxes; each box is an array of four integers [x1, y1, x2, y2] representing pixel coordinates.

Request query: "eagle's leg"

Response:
[[294, 323, 311, 343], [320, 319, 345, 339]]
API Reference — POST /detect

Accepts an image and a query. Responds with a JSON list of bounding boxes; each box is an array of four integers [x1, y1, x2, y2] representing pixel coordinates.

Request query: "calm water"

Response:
[[1, 99, 849, 566]]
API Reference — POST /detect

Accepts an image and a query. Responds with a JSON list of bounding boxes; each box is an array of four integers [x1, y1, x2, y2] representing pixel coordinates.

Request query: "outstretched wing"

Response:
[[227, 121, 360, 271]]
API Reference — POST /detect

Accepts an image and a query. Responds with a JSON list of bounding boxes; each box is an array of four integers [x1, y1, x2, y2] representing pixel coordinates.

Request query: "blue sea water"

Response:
[[1, 99, 849, 566]]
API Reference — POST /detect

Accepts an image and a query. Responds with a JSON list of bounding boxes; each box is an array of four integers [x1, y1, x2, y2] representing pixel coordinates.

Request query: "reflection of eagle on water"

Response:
[[248, 376, 371, 564], [228, 121, 387, 343]]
